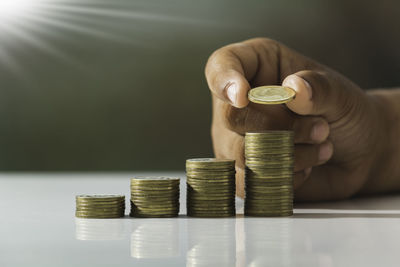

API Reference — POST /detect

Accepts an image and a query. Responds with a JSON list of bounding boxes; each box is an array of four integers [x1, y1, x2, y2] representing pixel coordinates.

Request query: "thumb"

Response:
[[282, 70, 362, 122]]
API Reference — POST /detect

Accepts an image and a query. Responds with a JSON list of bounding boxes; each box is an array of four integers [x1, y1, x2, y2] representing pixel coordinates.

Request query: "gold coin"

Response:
[[245, 180, 293, 186], [131, 201, 178, 206], [245, 138, 293, 142], [245, 149, 293, 154], [245, 206, 293, 211], [186, 173, 235, 179], [76, 195, 124, 201], [130, 189, 179, 194], [130, 213, 178, 217], [246, 138, 293, 142], [187, 182, 235, 188], [186, 169, 236, 174], [76, 201, 125, 206], [245, 205, 293, 210], [245, 169, 293, 174], [245, 130, 294, 136], [130, 208, 179, 213], [188, 186, 235, 194], [245, 163, 293, 168], [188, 205, 235, 210], [75, 212, 124, 218], [130, 194, 179, 198], [76, 205, 125, 210], [130, 214, 178, 218], [129, 215, 178, 218], [187, 191, 235, 197], [131, 191, 179, 196], [131, 210, 179, 215], [76, 214, 125, 219], [187, 179, 234, 184], [130, 198, 179, 203], [131, 177, 180, 182], [187, 212, 235, 218], [187, 203, 234, 208], [130, 184, 179, 188], [245, 143, 293, 147], [187, 196, 234, 201], [131, 199, 178, 203], [186, 158, 235, 169]]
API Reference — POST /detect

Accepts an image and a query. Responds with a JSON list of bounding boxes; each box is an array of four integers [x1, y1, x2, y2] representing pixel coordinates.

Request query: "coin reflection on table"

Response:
[[186, 218, 236, 267], [245, 218, 293, 266], [75, 218, 125, 241], [130, 218, 179, 259]]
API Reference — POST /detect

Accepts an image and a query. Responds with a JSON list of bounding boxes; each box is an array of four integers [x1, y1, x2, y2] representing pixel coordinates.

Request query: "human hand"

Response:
[[205, 38, 387, 201]]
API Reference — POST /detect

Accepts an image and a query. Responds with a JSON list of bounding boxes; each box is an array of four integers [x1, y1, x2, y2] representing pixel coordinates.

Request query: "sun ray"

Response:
[[0, 46, 23, 75], [29, 1, 224, 27], [0, 0, 241, 74], [2, 21, 85, 69]]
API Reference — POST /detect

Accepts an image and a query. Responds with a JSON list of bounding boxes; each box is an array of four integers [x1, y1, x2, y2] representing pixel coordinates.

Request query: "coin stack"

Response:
[[130, 177, 180, 218], [186, 158, 236, 217], [244, 131, 294, 216], [75, 195, 125, 218]]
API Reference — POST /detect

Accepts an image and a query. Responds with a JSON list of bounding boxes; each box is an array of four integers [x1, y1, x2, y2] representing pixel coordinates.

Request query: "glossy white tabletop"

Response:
[[1, 173, 400, 267]]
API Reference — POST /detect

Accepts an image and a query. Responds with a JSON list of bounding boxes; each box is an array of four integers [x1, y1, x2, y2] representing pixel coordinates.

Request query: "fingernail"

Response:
[[318, 142, 333, 163], [311, 120, 329, 142], [227, 83, 237, 105]]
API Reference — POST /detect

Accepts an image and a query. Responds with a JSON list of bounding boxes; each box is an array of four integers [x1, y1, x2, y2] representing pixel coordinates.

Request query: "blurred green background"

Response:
[[0, 0, 399, 171]]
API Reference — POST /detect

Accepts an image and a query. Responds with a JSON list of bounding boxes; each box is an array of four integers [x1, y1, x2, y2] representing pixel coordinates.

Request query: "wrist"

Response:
[[360, 89, 400, 194]]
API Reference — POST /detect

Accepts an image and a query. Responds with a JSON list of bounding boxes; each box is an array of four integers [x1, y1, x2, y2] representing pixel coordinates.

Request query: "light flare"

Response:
[[0, 0, 232, 74], [0, 0, 37, 23]]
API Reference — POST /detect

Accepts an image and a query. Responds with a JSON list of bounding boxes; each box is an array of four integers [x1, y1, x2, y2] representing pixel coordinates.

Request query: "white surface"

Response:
[[1, 173, 400, 267]]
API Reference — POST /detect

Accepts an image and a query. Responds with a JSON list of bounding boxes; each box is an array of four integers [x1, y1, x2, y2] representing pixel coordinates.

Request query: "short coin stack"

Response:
[[130, 177, 180, 218], [75, 195, 125, 218], [186, 158, 236, 217], [244, 131, 294, 216]]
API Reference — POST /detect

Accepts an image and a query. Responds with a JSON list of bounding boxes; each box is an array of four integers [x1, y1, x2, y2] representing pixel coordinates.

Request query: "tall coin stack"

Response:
[[130, 177, 180, 218], [75, 195, 125, 218], [244, 131, 294, 217], [186, 158, 236, 217]]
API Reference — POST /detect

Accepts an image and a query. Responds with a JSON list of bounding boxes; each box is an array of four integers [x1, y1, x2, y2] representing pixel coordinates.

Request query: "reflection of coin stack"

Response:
[[187, 219, 236, 267], [245, 218, 293, 266], [245, 131, 294, 217], [75, 195, 125, 218], [75, 218, 125, 240], [130, 177, 180, 218], [130, 219, 179, 259], [186, 158, 236, 217]]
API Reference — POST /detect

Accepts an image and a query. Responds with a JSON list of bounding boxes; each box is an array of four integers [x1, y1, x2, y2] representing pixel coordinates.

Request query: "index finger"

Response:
[[205, 39, 278, 108]]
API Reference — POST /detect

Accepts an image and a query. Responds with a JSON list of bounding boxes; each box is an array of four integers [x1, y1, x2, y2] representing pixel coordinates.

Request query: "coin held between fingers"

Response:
[[248, 85, 296, 105]]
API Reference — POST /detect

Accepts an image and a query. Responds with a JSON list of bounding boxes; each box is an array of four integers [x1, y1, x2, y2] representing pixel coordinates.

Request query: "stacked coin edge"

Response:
[[244, 131, 294, 217], [75, 195, 125, 218], [186, 158, 236, 217], [130, 177, 180, 218]]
